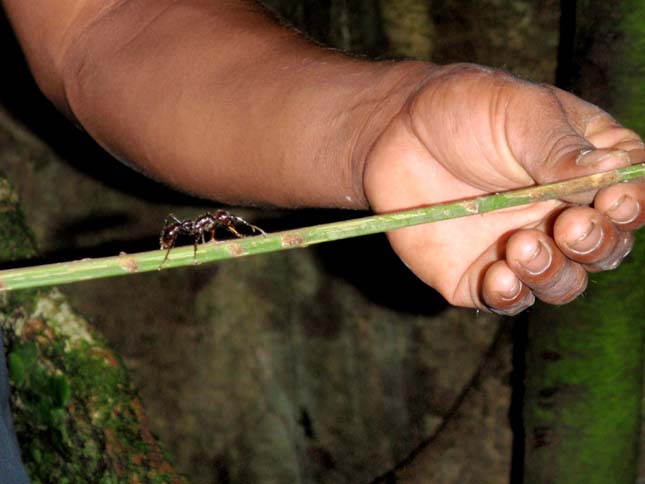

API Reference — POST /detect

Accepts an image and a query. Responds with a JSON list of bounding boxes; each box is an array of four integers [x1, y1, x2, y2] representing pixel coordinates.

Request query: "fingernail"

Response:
[[487, 292, 535, 317], [519, 240, 552, 275], [576, 148, 629, 167], [606, 195, 640, 224], [500, 279, 523, 301], [566, 221, 603, 255]]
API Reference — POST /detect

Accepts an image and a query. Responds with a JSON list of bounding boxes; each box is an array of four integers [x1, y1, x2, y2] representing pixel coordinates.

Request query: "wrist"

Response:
[[267, 56, 438, 209], [341, 61, 440, 209]]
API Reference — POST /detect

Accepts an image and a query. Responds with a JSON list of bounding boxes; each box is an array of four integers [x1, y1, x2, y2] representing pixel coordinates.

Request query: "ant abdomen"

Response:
[[158, 211, 265, 268]]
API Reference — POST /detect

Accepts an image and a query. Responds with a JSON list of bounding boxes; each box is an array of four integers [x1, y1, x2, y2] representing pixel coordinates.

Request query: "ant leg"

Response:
[[231, 217, 267, 236], [164, 213, 182, 226], [158, 233, 178, 270], [159, 247, 173, 269], [226, 224, 244, 238], [210, 228, 216, 242], [249, 224, 267, 236], [193, 236, 200, 262]]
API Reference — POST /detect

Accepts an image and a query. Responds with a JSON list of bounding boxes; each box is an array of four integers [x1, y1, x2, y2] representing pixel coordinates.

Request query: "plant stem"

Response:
[[0, 163, 643, 291]]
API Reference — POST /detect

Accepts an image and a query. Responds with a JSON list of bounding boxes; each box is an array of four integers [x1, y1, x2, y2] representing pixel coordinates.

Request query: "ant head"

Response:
[[159, 224, 180, 249]]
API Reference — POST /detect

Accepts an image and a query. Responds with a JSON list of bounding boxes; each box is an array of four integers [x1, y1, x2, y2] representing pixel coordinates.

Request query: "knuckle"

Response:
[[534, 263, 588, 305], [588, 232, 634, 271]]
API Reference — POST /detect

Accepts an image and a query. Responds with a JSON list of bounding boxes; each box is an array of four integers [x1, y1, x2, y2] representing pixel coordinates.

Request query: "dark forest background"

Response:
[[0, 1, 643, 483]]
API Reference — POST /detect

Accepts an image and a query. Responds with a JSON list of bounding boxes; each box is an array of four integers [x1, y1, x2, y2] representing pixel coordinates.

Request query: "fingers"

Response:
[[552, 88, 644, 149], [586, 122, 644, 152], [510, 86, 641, 205], [482, 261, 535, 316], [482, 202, 638, 314], [553, 89, 644, 152], [483, 231, 588, 315], [483, 231, 589, 315], [482, 85, 644, 314], [553, 206, 635, 270], [594, 181, 645, 231]]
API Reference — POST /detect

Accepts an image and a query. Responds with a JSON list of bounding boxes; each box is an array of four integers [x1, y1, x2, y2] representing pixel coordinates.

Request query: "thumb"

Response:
[[542, 145, 631, 204], [508, 88, 632, 204]]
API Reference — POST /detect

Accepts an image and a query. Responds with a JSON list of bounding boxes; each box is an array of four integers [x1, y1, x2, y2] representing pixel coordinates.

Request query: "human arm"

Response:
[[3, 0, 644, 314], [2, 0, 421, 208]]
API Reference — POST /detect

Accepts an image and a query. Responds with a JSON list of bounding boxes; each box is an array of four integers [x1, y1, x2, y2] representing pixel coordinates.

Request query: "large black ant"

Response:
[[159, 210, 266, 268]]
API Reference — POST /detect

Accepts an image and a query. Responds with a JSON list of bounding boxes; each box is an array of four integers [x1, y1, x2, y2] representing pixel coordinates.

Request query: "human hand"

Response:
[[363, 64, 644, 315]]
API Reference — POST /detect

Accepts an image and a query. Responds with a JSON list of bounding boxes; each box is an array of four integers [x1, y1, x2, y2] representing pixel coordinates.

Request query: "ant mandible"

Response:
[[159, 210, 266, 268]]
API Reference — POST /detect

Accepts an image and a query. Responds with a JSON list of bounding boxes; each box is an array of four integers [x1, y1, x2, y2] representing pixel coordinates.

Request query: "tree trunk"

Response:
[[523, 2, 645, 482], [0, 166, 183, 483]]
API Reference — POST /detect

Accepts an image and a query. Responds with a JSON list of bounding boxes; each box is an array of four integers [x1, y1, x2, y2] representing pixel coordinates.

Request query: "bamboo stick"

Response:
[[0, 163, 643, 291]]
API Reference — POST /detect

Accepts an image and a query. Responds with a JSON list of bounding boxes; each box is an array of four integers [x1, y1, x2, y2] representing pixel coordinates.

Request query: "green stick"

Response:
[[0, 163, 643, 291]]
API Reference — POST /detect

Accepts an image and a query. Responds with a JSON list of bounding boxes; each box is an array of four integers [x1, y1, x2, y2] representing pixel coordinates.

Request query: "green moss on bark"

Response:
[[0, 174, 183, 483], [523, 1, 645, 482]]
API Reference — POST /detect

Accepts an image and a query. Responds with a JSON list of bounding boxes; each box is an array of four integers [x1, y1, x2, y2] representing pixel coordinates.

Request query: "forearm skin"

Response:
[[4, 0, 433, 208]]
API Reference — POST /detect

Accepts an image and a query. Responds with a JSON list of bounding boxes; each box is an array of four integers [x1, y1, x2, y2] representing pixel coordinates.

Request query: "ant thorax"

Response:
[[158, 211, 265, 268]]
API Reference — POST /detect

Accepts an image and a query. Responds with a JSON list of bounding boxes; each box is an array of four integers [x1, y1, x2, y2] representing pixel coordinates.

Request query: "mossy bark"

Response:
[[0, 178, 182, 483], [523, 2, 645, 483]]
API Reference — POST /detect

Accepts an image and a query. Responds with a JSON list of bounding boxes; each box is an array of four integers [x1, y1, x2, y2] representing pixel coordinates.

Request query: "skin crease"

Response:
[[3, 0, 645, 315], [363, 65, 645, 313]]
